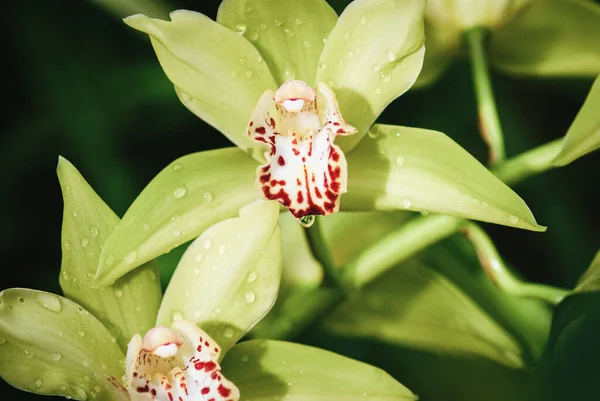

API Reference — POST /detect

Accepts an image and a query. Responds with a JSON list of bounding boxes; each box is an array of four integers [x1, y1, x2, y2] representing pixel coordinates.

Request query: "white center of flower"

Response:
[[246, 80, 357, 219], [126, 320, 240, 401]]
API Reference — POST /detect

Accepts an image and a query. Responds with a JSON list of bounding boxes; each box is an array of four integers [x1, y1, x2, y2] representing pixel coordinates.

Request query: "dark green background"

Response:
[[1, 0, 598, 400]]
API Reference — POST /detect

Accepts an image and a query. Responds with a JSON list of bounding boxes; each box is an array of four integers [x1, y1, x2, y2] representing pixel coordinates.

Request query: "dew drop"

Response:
[[395, 155, 405, 167], [420, 210, 430, 216], [142, 223, 150, 231], [239, 57, 247, 65], [51, 352, 62, 361], [203, 239, 213, 250], [78, 331, 86, 338], [319, 62, 327, 70], [508, 215, 519, 225], [218, 244, 227, 255], [223, 327, 234, 338], [274, 19, 282, 26], [18, 297, 25, 303], [295, 18, 302, 25], [84, 376, 90, 382], [241, 354, 250, 362], [124, 250, 138, 264], [256, 55, 263, 63], [80, 237, 89, 248], [386, 50, 397, 62], [115, 289, 123, 298], [402, 199, 412, 209], [375, 88, 382, 95], [244, 291, 256, 304], [24, 349, 34, 359], [400, 62, 407, 70], [360, 16, 367, 25], [299, 215, 315, 228], [195, 253, 204, 263], [368, 130, 379, 139], [172, 162, 183, 172], [89, 226, 99, 238], [245, 70, 254, 78], [82, 359, 90, 367], [72, 386, 88, 401], [260, 23, 267, 30], [482, 201, 489, 208], [302, 40, 311, 48], [203, 192, 213, 203], [63, 240, 72, 251], [172, 228, 182, 237], [230, 70, 238, 77], [173, 186, 187, 199], [235, 23, 247, 34], [35, 379, 43, 388], [372, 64, 381, 72], [343, 32, 350, 40], [36, 293, 62, 312], [247, 271, 258, 283], [381, 74, 391, 83], [172, 310, 184, 322], [105, 254, 115, 266], [248, 31, 259, 41]]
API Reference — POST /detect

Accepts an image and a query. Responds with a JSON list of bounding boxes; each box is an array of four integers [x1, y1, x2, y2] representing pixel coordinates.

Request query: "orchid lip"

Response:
[[247, 80, 357, 220]]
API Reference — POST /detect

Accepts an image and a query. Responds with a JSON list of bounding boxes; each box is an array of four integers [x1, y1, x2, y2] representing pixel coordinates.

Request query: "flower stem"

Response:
[[493, 138, 562, 185], [463, 223, 569, 305], [466, 27, 505, 165]]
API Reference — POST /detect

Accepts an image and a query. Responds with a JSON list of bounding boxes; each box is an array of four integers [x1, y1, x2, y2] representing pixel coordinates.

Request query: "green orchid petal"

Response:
[[57, 157, 161, 350], [125, 11, 277, 159], [574, 250, 600, 293], [279, 212, 323, 288], [326, 260, 524, 368], [412, 21, 460, 88], [217, 0, 337, 86], [343, 124, 545, 231], [552, 76, 600, 166], [222, 340, 416, 400], [156, 200, 281, 354], [0, 289, 127, 401], [95, 148, 258, 286], [316, 0, 425, 151], [490, 0, 600, 77]]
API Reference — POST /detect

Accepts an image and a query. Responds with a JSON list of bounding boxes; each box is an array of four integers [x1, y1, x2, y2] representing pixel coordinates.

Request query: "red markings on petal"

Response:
[[202, 387, 210, 395], [277, 155, 285, 166], [218, 385, 232, 397], [255, 126, 266, 134]]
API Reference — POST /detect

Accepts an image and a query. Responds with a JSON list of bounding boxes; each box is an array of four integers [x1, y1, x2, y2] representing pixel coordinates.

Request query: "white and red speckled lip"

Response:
[[247, 80, 357, 219], [126, 321, 240, 401]]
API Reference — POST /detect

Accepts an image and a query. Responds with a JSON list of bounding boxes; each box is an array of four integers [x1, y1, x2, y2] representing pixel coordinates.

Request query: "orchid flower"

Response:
[[0, 158, 416, 401], [92, 0, 546, 287], [416, 0, 600, 88]]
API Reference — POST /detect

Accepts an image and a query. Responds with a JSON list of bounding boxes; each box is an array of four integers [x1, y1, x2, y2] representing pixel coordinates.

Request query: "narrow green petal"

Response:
[[0, 289, 127, 401], [326, 261, 524, 368], [125, 11, 277, 158], [490, 0, 600, 77], [316, 0, 426, 151], [343, 124, 545, 231], [57, 157, 161, 351], [552, 76, 600, 166], [222, 340, 416, 400], [217, 0, 337, 86], [156, 200, 281, 354], [412, 21, 460, 88], [95, 148, 258, 286], [575, 250, 600, 293]]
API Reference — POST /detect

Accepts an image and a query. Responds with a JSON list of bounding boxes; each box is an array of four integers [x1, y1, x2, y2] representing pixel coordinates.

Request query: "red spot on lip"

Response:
[[255, 126, 266, 134], [297, 191, 304, 203], [201, 387, 210, 395], [333, 122, 340, 126], [336, 128, 345, 134], [194, 362, 205, 370], [270, 117, 276, 128], [204, 341, 210, 347], [277, 155, 285, 166], [197, 345, 202, 352], [249, 121, 254, 127], [151, 389, 157, 396], [218, 385, 232, 397], [136, 385, 150, 393], [204, 361, 217, 372]]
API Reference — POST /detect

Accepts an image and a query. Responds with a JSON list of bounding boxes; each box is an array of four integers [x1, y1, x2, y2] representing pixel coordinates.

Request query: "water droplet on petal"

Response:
[[241, 354, 250, 362], [217, 244, 227, 255], [203, 239, 213, 250], [35, 379, 43, 388], [386, 50, 397, 62], [223, 327, 234, 338], [78, 331, 86, 338], [299, 215, 315, 228], [195, 253, 204, 263], [402, 199, 412, 209], [72, 386, 88, 401], [239, 57, 247, 65], [372, 64, 381, 72], [395, 155, 405, 167], [172, 228, 182, 237], [244, 291, 256, 304], [80, 237, 89, 248], [400, 62, 407, 70], [82, 359, 90, 367], [508, 215, 519, 224], [245, 70, 254, 78], [247, 271, 257, 283], [173, 186, 187, 199], [124, 250, 137, 264], [420, 210, 430, 216], [248, 31, 259, 41], [36, 293, 62, 312], [295, 18, 302, 25], [115, 289, 123, 298], [51, 352, 62, 361], [63, 240, 72, 251], [172, 310, 184, 322], [89, 226, 99, 238], [24, 349, 34, 359], [203, 192, 213, 203], [375, 88, 382, 95], [274, 19, 282, 26], [260, 23, 267, 30], [235, 23, 247, 34], [381, 74, 391, 83], [302, 40, 311, 48], [105, 254, 115, 266], [482, 201, 489, 208], [172, 162, 183, 172]]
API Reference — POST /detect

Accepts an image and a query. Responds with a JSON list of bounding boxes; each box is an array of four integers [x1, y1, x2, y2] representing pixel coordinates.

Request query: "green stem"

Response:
[[304, 216, 347, 291], [493, 138, 562, 185], [463, 223, 569, 305], [466, 27, 505, 165]]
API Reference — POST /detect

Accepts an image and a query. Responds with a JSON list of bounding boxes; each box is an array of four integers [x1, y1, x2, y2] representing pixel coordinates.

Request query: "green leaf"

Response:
[[0, 289, 127, 401], [217, 0, 337, 86], [95, 148, 258, 286], [156, 200, 281, 353], [57, 157, 161, 351], [574, 250, 600, 293], [344, 124, 545, 231], [222, 340, 416, 400], [316, 0, 425, 151], [490, 0, 600, 77], [124, 11, 277, 159], [552, 76, 600, 166], [412, 21, 460, 88], [326, 260, 525, 368]]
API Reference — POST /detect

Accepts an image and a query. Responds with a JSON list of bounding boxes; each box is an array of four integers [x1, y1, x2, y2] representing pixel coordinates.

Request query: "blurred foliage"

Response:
[[1, 0, 599, 400]]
